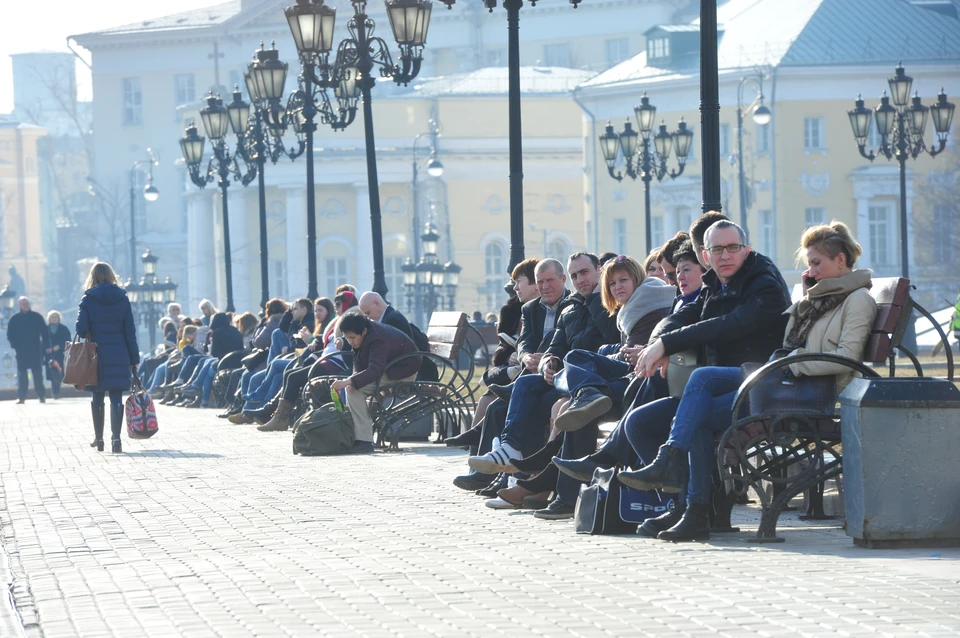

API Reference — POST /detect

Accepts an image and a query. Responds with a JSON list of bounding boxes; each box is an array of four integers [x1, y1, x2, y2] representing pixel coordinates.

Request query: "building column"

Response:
[[354, 182, 373, 293], [229, 189, 252, 312], [285, 187, 308, 299], [187, 192, 215, 312]]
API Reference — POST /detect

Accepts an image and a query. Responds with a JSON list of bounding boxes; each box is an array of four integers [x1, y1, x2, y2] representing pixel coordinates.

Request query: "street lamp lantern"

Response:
[[125, 280, 140, 304], [909, 92, 929, 136], [143, 181, 160, 202], [619, 121, 639, 162], [285, 0, 337, 57], [179, 124, 205, 167], [251, 45, 289, 102], [931, 88, 956, 138], [0, 285, 16, 310], [142, 249, 158, 278], [443, 261, 461, 288], [421, 222, 440, 256], [634, 94, 656, 138], [402, 257, 417, 287], [888, 63, 913, 108], [244, 71, 262, 104], [752, 101, 772, 126], [426, 155, 444, 177], [386, 0, 432, 47], [874, 92, 896, 139], [200, 92, 230, 141], [599, 123, 621, 169], [847, 94, 873, 144], [653, 122, 673, 160], [672, 118, 693, 161], [227, 87, 251, 136]]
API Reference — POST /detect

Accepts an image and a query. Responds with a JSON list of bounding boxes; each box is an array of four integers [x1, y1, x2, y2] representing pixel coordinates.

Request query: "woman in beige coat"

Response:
[[616, 221, 876, 542]]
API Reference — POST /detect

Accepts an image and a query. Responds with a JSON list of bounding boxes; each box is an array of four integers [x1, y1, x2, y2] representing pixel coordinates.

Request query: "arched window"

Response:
[[547, 238, 570, 264], [484, 242, 507, 312]]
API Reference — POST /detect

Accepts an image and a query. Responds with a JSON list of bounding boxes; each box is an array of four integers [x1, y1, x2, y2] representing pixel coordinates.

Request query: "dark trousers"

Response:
[[17, 361, 45, 401], [46, 363, 63, 398], [478, 399, 508, 456], [556, 423, 601, 504], [556, 349, 630, 398], [501, 373, 561, 456], [93, 390, 124, 440]]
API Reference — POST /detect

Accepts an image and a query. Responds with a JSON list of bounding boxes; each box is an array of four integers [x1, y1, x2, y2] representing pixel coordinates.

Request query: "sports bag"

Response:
[[126, 377, 159, 439], [292, 405, 355, 456], [575, 466, 674, 535]]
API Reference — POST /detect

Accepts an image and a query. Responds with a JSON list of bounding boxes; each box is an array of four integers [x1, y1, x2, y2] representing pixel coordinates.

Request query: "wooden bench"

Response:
[[717, 277, 955, 542]]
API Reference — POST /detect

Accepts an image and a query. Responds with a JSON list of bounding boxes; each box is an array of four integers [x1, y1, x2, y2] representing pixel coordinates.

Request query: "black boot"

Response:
[[510, 434, 565, 473], [110, 403, 124, 454], [657, 502, 710, 542], [476, 473, 509, 498], [445, 424, 482, 448], [90, 403, 105, 451], [637, 502, 686, 538], [246, 396, 279, 425], [618, 444, 687, 493], [516, 464, 559, 493]]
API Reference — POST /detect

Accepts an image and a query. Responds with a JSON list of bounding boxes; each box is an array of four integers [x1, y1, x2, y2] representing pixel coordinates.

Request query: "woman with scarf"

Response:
[[44, 311, 71, 399], [617, 221, 877, 541]]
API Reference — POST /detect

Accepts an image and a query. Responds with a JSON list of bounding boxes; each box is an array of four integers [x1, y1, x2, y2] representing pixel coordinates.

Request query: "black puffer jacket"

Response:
[[546, 289, 620, 361], [492, 297, 523, 366], [652, 252, 790, 367]]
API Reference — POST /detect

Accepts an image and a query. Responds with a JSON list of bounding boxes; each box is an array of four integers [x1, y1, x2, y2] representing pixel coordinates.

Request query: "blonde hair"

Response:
[[83, 262, 118, 290], [600, 256, 646, 315], [182, 325, 199, 342], [236, 311, 259, 335], [47, 310, 62, 323], [642, 249, 661, 276], [796, 221, 863, 268], [199, 299, 217, 314]]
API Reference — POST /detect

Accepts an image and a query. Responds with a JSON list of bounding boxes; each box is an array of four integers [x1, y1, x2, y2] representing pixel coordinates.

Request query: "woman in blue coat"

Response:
[[76, 262, 140, 453]]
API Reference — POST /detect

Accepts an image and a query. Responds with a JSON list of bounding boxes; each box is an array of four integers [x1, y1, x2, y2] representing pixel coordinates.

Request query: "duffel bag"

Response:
[[575, 466, 674, 535], [292, 405, 355, 456]]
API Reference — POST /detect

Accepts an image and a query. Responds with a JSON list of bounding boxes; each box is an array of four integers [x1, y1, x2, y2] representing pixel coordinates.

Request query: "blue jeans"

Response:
[[664, 366, 741, 505], [175, 354, 203, 384], [500, 374, 562, 456], [556, 349, 630, 398], [149, 363, 167, 391], [243, 358, 292, 408], [186, 357, 215, 386], [267, 329, 290, 363], [198, 364, 218, 405]]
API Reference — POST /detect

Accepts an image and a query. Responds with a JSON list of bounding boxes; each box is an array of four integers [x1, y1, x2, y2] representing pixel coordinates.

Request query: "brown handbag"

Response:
[[63, 335, 99, 389]]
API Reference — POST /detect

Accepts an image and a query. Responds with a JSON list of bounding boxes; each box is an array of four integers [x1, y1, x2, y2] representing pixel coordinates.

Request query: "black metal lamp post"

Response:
[[734, 72, 771, 242], [125, 249, 178, 349], [403, 221, 458, 319], [129, 149, 160, 281], [180, 92, 253, 313], [408, 129, 444, 326], [847, 63, 955, 279], [599, 94, 694, 254]]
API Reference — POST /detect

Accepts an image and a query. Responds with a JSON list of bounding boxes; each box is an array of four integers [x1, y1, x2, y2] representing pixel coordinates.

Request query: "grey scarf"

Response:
[[616, 277, 677, 339]]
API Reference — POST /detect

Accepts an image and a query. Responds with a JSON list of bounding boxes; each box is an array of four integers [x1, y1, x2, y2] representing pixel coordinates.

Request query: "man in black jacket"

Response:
[[7, 296, 49, 403], [359, 292, 413, 338], [469, 254, 619, 474]]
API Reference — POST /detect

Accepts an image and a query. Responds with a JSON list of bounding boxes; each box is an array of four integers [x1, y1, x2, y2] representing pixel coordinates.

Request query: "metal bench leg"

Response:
[[799, 480, 835, 521], [710, 472, 740, 533]]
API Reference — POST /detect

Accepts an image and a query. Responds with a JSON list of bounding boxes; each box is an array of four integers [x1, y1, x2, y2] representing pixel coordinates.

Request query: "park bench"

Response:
[[717, 277, 955, 542]]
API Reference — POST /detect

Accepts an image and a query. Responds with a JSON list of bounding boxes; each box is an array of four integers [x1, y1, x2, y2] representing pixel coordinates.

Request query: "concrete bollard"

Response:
[[840, 377, 960, 548]]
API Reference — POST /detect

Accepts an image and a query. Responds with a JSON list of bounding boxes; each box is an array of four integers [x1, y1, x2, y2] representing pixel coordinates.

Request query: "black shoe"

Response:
[[185, 398, 203, 409], [476, 473, 508, 498], [509, 435, 565, 473], [246, 399, 279, 425], [16, 399, 25, 405], [618, 444, 686, 493], [453, 471, 496, 492], [516, 464, 559, 494], [555, 387, 612, 432], [534, 497, 575, 520], [347, 440, 375, 455], [658, 502, 710, 542], [111, 438, 123, 454], [637, 503, 686, 538], [552, 455, 601, 483], [445, 425, 482, 448], [39, 397, 46, 404], [487, 384, 513, 403]]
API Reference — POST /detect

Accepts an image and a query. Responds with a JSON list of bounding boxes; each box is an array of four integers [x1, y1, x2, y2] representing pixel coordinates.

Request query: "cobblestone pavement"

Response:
[[1, 398, 959, 638]]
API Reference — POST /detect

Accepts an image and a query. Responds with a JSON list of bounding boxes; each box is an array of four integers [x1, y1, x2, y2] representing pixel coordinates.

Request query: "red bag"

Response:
[[126, 377, 159, 439]]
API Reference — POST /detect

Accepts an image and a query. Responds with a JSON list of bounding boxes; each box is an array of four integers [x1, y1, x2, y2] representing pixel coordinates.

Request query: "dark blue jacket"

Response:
[[76, 283, 140, 391], [209, 312, 244, 359]]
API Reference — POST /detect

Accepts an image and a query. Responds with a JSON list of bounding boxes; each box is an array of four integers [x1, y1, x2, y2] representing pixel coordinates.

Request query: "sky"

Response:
[[0, 0, 228, 113]]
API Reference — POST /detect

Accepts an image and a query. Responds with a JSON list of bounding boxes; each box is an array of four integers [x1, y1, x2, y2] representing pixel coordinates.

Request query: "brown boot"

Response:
[[228, 411, 254, 425], [258, 399, 294, 432]]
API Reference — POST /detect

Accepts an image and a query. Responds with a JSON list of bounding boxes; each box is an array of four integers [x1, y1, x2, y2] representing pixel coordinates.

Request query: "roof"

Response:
[[413, 67, 597, 97], [73, 1, 241, 38], [581, 0, 960, 89]]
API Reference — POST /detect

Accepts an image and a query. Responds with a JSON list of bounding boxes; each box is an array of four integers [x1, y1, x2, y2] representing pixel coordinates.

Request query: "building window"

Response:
[[647, 37, 669, 61], [485, 49, 506, 67], [613, 218, 627, 255], [651, 216, 664, 249], [868, 205, 893, 266], [547, 238, 570, 264], [605, 38, 630, 66], [323, 257, 348, 297], [122, 78, 142, 125], [174, 73, 195, 106], [932, 205, 956, 263], [543, 43, 571, 67], [804, 207, 826, 228], [484, 242, 507, 312], [384, 256, 405, 302], [756, 122, 770, 153], [272, 260, 288, 300], [804, 117, 825, 150], [759, 210, 776, 261], [719, 123, 730, 157]]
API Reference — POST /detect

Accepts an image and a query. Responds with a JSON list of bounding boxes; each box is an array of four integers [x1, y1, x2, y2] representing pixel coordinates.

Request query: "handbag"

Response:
[[126, 377, 159, 439], [741, 351, 837, 417], [241, 348, 268, 371], [666, 348, 698, 399], [63, 335, 99, 389]]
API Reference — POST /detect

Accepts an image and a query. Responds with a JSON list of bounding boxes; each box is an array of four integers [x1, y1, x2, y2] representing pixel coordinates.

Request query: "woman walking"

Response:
[[45, 311, 72, 399], [76, 262, 140, 453]]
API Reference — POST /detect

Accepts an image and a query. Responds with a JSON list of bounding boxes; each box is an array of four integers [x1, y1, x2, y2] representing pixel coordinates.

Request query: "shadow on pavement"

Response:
[[121, 450, 224, 459]]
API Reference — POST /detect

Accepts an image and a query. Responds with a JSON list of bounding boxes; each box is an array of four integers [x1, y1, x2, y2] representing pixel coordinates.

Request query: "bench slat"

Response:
[[873, 303, 903, 335], [428, 312, 467, 328], [430, 342, 458, 359], [869, 277, 910, 306], [426, 326, 462, 344], [864, 333, 892, 363]]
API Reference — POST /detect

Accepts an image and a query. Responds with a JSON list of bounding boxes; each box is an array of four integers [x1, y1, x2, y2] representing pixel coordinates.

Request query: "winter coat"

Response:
[[348, 322, 421, 390], [46, 323, 72, 366], [516, 290, 572, 363], [209, 312, 244, 359], [492, 296, 523, 366], [76, 283, 140, 391], [652, 252, 791, 368], [783, 269, 877, 392], [251, 315, 282, 350], [7, 310, 49, 368], [545, 289, 620, 362], [278, 309, 315, 347]]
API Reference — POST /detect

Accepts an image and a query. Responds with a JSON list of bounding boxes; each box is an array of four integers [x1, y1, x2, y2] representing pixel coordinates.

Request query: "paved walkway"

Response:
[[1, 398, 959, 638]]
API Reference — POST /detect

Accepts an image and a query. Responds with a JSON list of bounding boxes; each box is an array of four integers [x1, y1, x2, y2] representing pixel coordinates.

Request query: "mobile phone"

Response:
[[804, 277, 817, 288]]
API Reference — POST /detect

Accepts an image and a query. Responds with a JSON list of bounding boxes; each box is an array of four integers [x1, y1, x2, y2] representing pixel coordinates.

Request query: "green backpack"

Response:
[[292, 405, 356, 456]]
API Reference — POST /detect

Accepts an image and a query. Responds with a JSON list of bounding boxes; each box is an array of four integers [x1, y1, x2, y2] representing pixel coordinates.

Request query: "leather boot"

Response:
[[247, 396, 280, 425], [258, 399, 294, 432], [444, 424, 482, 448], [510, 434, 565, 473], [636, 502, 686, 538], [109, 403, 124, 454], [657, 502, 710, 542], [90, 403, 105, 451], [617, 444, 687, 493], [159, 389, 177, 405]]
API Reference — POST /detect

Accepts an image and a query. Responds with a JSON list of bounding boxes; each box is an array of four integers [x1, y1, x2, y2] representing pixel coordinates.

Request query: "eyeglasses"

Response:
[[706, 243, 745, 256], [664, 272, 677, 282]]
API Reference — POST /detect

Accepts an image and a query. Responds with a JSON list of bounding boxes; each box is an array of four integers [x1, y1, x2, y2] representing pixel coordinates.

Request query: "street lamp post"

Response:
[[409, 130, 444, 326], [180, 92, 256, 313], [129, 150, 160, 281], [402, 221, 460, 321], [125, 249, 178, 349], [847, 63, 955, 279], [599, 94, 694, 254], [734, 73, 772, 243], [699, 0, 722, 214]]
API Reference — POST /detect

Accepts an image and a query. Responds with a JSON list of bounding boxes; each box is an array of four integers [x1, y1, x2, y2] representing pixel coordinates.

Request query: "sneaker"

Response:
[[485, 497, 520, 510], [555, 387, 612, 432], [534, 498, 576, 520], [468, 442, 522, 475]]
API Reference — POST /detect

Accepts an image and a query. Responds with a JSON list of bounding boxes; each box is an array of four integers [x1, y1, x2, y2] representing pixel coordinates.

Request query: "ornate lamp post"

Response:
[[734, 72, 771, 242], [408, 128, 444, 326], [599, 94, 694, 254], [125, 249, 178, 349], [180, 92, 255, 313], [402, 221, 459, 320], [284, 0, 446, 300], [847, 63, 955, 279], [129, 149, 160, 281]]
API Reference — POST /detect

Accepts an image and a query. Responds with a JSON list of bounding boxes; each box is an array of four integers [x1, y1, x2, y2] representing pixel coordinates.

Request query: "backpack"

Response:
[[292, 405, 355, 456]]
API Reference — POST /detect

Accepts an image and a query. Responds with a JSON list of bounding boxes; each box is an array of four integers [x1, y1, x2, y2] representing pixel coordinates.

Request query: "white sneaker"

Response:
[[468, 442, 522, 475], [485, 497, 520, 510]]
